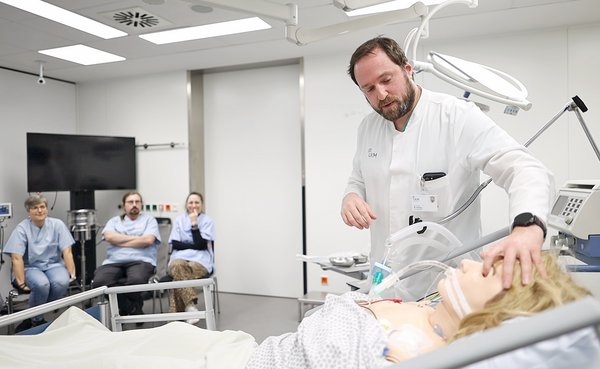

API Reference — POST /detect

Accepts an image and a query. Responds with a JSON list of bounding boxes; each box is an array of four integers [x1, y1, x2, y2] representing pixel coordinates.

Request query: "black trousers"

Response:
[[92, 261, 155, 315]]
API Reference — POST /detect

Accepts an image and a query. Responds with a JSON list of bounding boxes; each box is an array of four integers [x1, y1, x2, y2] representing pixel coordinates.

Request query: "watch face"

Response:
[[514, 212, 534, 226]]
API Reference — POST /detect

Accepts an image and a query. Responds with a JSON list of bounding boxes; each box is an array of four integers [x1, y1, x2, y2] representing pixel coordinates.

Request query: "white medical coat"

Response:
[[345, 89, 554, 298]]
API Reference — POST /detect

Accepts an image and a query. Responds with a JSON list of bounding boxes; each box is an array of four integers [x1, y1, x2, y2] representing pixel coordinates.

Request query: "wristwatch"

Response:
[[512, 212, 547, 239]]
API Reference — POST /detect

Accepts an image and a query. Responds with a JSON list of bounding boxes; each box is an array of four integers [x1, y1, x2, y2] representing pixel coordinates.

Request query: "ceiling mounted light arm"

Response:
[[332, 0, 396, 11], [201, 0, 298, 26], [405, 0, 477, 63], [286, 2, 427, 46]]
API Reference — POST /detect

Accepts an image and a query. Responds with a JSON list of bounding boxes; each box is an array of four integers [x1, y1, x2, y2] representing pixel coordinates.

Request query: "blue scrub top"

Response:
[[168, 212, 215, 273], [3, 217, 75, 271], [102, 213, 161, 266]]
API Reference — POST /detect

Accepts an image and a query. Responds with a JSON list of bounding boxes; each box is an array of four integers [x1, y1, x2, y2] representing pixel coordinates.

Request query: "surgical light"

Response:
[[403, 0, 532, 111]]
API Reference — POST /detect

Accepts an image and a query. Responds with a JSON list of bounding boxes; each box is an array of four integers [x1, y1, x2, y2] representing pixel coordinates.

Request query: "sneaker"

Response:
[[185, 304, 200, 325], [31, 318, 47, 327], [15, 318, 32, 333]]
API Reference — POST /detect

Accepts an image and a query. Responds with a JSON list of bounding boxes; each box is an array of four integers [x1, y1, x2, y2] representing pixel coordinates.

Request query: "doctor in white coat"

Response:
[[341, 36, 554, 298]]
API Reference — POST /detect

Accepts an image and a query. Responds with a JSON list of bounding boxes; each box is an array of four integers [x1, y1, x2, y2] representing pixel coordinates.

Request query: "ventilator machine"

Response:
[[550, 180, 600, 270]]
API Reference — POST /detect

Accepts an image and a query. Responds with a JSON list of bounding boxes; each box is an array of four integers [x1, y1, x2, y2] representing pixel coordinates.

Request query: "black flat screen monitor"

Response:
[[27, 132, 136, 192]]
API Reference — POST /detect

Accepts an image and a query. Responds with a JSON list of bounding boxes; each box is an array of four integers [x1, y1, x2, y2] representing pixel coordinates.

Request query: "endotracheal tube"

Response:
[[369, 260, 450, 297]]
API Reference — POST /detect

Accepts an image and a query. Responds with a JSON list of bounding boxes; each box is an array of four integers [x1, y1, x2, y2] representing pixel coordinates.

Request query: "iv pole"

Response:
[[437, 95, 596, 225]]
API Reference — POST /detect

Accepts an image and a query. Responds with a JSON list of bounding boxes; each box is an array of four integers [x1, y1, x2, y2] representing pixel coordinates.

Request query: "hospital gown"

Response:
[[245, 292, 388, 369]]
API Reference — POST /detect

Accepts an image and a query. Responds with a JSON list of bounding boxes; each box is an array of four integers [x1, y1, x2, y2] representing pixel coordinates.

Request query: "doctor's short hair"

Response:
[[24, 195, 48, 210], [452, 251, 591, 341], [348, 36, 409, 86]]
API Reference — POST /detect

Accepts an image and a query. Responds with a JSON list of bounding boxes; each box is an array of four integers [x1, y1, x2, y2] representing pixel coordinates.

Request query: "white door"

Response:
[[203, 63, 303, 298]]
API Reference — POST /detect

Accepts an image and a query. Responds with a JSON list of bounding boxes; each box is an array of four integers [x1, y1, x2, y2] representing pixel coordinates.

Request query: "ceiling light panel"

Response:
[[39, 44, 126, 65], [139, 17, 271, 44], [0, 0, 127, 39]]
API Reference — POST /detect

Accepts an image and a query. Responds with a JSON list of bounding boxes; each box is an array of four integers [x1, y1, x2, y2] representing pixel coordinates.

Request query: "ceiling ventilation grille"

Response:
[[102, 7, 171, 32]]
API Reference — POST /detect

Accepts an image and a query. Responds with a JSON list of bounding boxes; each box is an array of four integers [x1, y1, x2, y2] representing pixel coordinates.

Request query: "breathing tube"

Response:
[[369, 260, 450, 296], [371, 221, 462, 290], [370, 260, 475, 321]]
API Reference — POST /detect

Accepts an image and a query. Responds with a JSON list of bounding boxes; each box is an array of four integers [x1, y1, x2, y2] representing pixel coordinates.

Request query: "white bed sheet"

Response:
[[0, 307, 257, 369]]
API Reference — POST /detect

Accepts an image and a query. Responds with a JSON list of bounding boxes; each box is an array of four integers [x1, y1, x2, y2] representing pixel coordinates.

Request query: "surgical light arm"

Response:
[[333, 0, 395, 11], [286, 3, 427, 46], [201, 0, 298, 25]]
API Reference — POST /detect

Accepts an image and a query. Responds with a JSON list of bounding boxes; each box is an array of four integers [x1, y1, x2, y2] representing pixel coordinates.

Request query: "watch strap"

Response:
[[512, 212, 547, 239]]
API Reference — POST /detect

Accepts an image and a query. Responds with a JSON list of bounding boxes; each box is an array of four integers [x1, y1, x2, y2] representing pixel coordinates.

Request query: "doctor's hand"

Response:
[[341, 193, 377, 230], [481, 225, 546, 289]]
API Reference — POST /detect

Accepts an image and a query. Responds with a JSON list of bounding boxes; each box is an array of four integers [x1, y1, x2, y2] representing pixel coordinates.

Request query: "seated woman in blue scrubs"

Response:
[[167, 191, 215, 324], [3, 195, 76, 330]]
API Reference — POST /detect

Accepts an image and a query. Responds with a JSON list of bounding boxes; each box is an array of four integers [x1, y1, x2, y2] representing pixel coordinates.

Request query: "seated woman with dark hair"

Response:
[[0, 252, 598, 369]]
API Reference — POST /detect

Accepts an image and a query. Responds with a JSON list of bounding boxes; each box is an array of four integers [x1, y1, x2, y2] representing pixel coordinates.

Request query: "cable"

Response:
[[0, 219, 6, 269], [50, 192, 58, 210]]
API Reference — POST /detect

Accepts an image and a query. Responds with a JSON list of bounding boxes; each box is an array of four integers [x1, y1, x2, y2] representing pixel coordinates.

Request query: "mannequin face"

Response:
[[439, 259, 504, 315]]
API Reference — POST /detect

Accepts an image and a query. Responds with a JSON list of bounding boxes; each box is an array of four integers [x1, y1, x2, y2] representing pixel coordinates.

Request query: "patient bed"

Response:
[[1, 280, 599, 369]]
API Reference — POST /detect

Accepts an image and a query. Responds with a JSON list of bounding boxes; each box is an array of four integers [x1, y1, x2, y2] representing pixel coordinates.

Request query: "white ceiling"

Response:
[[0, 0, 598, 83]]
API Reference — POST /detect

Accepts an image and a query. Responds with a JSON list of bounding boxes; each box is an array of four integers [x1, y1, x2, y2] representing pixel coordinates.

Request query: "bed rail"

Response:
[[0, 278, 216, 332], [104, 278, 216, 331], [0, 287, 107, 329], [389, 296, 600, 369]]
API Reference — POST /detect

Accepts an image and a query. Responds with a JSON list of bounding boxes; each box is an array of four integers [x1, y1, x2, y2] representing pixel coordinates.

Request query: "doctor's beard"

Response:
[[374, 76, 417, 122]]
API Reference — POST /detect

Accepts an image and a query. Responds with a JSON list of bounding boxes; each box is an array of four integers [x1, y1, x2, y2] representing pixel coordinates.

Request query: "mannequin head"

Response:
[[451, 251, 590, 341]]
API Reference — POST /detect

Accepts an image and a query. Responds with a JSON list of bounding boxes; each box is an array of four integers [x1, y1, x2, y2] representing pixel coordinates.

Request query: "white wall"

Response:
[[0, 69, 77, 299], [203, 64, 303, 298], [76, 71, 191, 262]]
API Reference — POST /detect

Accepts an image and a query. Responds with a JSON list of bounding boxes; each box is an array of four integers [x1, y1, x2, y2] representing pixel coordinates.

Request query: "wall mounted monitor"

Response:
[[26, 132, 136, 192]]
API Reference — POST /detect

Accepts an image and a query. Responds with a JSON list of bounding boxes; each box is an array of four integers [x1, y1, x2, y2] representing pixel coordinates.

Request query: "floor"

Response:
[[1, 291, 302, 343], [146, 291, 301, 343]]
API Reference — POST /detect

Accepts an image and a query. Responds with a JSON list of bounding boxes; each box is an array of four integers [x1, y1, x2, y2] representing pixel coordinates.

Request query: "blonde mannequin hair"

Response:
[[451, 251, 591, 341]]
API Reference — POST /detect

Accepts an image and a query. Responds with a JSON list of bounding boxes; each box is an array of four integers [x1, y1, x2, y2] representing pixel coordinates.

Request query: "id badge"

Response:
[[411, 194, 439, 212]]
